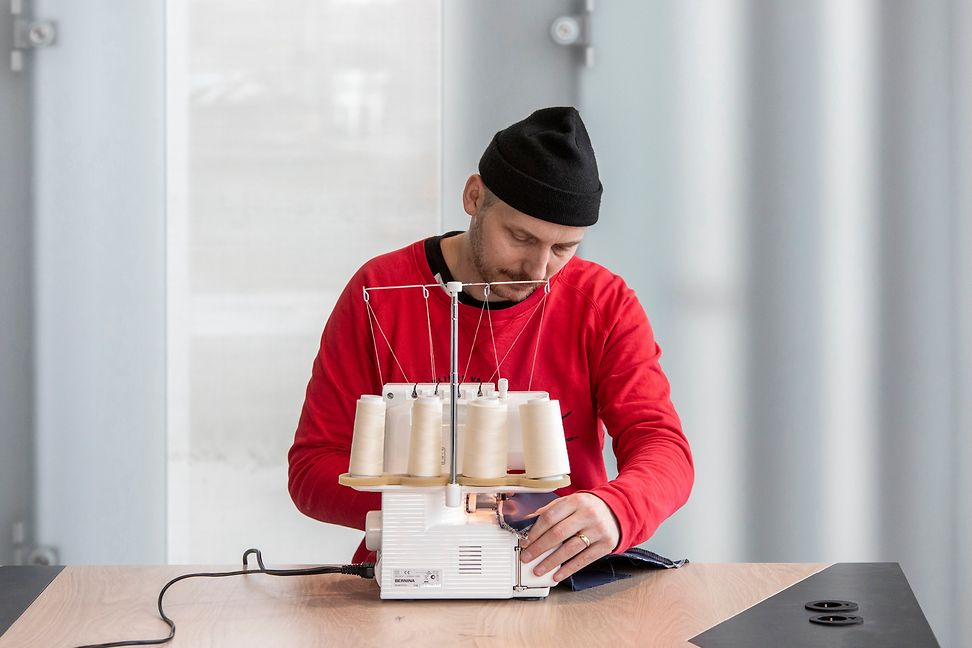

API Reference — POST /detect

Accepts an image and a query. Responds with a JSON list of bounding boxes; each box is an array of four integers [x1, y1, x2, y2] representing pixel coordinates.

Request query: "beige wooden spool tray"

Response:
[[338, 473, 570, 490]]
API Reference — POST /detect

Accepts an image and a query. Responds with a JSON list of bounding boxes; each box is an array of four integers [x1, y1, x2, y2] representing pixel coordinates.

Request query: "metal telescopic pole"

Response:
[[446, 282, 462, 504]]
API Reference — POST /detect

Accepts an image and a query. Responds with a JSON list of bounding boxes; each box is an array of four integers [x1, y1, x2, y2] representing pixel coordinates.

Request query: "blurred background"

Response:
[[1, 0, 969, 644]]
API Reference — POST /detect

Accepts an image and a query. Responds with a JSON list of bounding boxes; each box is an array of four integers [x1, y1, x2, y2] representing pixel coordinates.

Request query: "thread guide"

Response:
[[345, 280, 570, 501]]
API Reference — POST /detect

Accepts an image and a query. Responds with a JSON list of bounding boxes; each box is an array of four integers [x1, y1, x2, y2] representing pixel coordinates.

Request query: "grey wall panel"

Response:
[[877, 2, 954, 642], [577, 2, 751, 563], [953, 5, 972, 646], [0, 5, 34, 566], [442, 0, 579, 233], [577, 3, 679, 326], [745, 1, 826, 561]]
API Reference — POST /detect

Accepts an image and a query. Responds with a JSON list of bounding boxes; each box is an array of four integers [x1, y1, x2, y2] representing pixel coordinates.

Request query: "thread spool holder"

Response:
[[341, 279, 564, 505]]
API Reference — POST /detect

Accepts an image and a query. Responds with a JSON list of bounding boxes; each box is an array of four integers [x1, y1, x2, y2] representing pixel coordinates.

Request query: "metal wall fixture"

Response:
[[10, 0, 57, 72], [550, 0, 594, 67]]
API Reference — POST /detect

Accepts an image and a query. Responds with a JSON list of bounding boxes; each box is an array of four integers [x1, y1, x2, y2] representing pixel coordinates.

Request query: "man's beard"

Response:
[[469, 215, 538, 302]]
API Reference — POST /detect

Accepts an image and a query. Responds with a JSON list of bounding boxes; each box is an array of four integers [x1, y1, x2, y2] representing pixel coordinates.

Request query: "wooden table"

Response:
[[0, 563, 833, 647]]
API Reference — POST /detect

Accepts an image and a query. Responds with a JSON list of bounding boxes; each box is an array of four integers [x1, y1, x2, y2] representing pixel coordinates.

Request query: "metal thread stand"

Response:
[[361, 278, 546, 508], [448, 282, 460, 485]]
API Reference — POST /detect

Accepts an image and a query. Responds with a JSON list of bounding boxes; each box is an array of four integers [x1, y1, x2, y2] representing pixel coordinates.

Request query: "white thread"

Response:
[[423, 286, 436, 381], [461, 298, 488, 382], [462, 398, 509, 479], [349, 395, 386, 476], [366, 296, 410, 383], [407, 396, 443, 477], [528, 291, 549, 391], [486, 294, 548, 384], [364, 301, 383, 390], [485, 291, 501, 381], [519, 398, 570, 479]]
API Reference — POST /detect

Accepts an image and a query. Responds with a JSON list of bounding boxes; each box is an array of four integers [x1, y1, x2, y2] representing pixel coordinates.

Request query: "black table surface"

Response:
[[690, 562, 939, 647]]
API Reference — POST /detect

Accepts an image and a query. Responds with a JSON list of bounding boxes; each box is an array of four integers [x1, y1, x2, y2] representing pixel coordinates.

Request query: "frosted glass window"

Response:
[[167, 0, 441, 563]]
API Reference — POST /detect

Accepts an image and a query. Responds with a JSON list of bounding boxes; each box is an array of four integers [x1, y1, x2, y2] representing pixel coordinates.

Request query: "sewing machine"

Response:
[[338, 281, 571, 599]]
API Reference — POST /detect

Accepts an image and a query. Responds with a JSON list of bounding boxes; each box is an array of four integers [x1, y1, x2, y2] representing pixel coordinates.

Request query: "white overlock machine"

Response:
[[339, 281, 572, 599]]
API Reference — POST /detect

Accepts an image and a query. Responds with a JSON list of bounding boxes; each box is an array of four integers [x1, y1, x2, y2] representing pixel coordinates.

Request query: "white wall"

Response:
[[166, 0, 443, 564], [33, 0, 166, 564]]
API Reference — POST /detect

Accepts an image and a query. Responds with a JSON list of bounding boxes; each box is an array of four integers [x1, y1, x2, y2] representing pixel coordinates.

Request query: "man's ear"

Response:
[[462, 174, 485, 217]]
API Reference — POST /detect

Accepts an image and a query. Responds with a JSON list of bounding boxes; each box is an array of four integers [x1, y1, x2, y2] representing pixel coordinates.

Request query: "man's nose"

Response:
[[523, 247, 550, 280]]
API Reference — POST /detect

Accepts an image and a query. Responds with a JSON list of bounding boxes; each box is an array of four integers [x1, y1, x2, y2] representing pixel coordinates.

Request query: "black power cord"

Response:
[[72, 548, 375, 648]]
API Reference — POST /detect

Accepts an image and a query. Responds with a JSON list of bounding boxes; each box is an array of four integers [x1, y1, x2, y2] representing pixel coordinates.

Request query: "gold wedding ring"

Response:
[[575, 532, 592, 548]]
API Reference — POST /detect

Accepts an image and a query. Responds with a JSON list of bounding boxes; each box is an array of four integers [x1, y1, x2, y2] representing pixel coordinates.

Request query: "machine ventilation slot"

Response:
[[458, 545, 483, 574]]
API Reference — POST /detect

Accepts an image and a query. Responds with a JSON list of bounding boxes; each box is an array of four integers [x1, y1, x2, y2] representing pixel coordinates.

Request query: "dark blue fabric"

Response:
[[566, 547, 689, 591], [501, 492, 559, 532]]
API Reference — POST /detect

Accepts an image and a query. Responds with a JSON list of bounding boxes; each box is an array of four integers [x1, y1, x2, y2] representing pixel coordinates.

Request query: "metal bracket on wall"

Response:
[[10, 0, 56, 72], [550, 0, 594, 67], [11, 521, 60, 565], [11, 521, 59, 565]]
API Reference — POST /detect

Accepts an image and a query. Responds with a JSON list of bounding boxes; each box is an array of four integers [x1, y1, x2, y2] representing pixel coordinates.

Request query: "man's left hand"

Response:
[[518, 492, 621, 582]]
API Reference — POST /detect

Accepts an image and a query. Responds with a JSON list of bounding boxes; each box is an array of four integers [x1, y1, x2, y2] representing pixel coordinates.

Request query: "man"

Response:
[[289, 107, 693, 583]]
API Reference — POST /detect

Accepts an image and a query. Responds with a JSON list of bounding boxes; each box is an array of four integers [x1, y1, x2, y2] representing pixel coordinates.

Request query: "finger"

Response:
[[552, 542, 608, 582], [539, 494, 605, 533], [531, 532, 592, 577], [521, 499, 576, 552], [522, 516, 583, 565]]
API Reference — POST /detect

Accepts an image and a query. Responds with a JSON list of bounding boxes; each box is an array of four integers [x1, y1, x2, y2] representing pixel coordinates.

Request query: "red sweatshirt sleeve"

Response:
[[584, 290, 694, 553], [288, 273, 381, 533]]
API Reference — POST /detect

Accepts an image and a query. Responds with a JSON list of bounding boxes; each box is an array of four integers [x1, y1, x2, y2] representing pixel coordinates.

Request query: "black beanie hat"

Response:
[[478, 106, 602, 227]]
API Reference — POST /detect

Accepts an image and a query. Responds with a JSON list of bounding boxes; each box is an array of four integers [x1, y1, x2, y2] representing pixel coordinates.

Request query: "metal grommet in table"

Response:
[[809, 614, 864, 626], [805, 600, 859, 613]]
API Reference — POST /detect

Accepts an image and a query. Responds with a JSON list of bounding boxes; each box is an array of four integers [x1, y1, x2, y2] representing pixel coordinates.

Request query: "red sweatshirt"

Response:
[[288, 239, 693, 561]]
